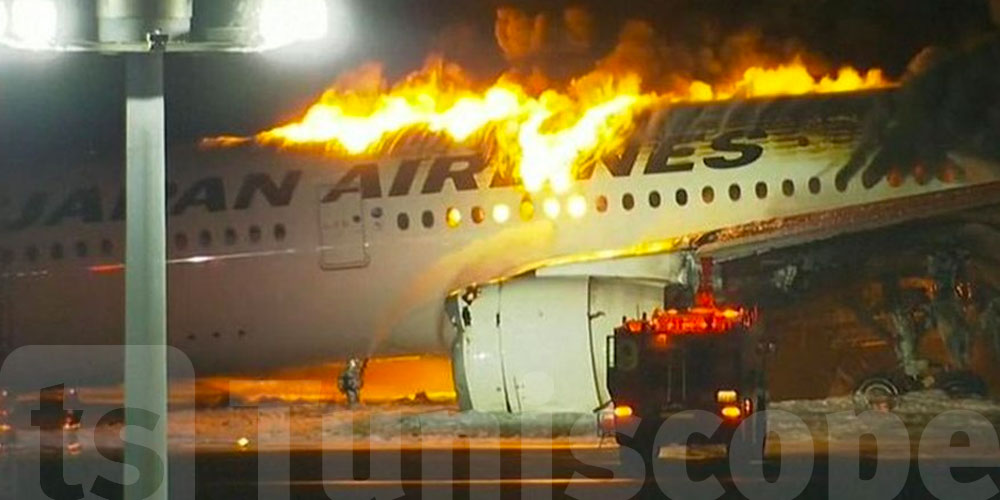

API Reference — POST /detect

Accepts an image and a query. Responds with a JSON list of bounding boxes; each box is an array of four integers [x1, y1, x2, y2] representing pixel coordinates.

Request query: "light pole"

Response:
[[123, 44, 169, 500], [0, 1, 338, 498]]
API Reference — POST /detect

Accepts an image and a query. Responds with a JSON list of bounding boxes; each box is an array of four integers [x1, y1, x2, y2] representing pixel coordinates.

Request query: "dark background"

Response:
[[0, 0, 993, 165]]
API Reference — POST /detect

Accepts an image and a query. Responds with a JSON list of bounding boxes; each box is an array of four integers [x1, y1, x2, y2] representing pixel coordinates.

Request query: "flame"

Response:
[[212, 59, 890, 193]]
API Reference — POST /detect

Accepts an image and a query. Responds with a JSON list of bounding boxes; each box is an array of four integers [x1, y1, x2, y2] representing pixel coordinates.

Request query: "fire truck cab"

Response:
[[606, 299, 770, 465]]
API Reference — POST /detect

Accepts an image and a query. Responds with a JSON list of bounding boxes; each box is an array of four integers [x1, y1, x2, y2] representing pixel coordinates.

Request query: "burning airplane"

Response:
[[2, 6, 999, 412]]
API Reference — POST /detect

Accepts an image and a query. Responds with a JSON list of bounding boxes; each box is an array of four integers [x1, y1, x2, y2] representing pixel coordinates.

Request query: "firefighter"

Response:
[[338, 358, 367, 407]]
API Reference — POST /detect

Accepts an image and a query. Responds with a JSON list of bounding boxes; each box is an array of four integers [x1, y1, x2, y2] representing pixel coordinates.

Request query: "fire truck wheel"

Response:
[[853, 376, 902, 412]]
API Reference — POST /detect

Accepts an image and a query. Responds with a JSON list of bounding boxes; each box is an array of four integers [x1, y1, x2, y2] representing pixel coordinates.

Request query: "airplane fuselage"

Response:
[[2, 91, 999, 382]]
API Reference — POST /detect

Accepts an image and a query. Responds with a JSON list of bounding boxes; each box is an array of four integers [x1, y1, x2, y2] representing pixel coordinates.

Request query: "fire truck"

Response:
[[606, 264, 771, 465]]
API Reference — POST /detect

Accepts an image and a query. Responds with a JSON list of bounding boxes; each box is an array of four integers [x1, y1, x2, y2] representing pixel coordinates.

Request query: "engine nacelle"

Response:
[[448, 276, 665, 413]]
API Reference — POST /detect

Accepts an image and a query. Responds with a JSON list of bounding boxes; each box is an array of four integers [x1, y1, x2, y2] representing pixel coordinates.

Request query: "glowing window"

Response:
[[397, 213, 410, 230], [446, 207, 462, 227], [50, 243, 64, 260], [567, 195, 587, 218], [543, 198, 561, 219], [702, 186, 715, 204], [755, 182, 768, 199], [622, 193, 635, 211], [809, 177, 821, 194], [648, 191, 661, 208], [75, 241, 88, 258], [274, 224, 287, 241], [596, 195, 608, 213], [471, 206, 486, 224], [729, 184, 741, 201], [782, 180, 795, 197], [493, 204, 511, 223], [676, 189, 688, 206], [520, 198, 534, 221], [422, 210, 435, 228], [249, 225, 262, 243]]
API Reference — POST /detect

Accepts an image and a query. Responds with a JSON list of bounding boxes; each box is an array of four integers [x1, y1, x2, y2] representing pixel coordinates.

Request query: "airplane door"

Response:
[[317, 187, 369, 269]]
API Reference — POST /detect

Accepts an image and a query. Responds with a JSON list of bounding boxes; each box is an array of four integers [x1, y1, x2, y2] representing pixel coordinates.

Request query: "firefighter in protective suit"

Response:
[[338, 358, 367, 407]]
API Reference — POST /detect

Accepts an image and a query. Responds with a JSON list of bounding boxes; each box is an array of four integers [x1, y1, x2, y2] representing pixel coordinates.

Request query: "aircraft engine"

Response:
[[448, 276, 665, 413]]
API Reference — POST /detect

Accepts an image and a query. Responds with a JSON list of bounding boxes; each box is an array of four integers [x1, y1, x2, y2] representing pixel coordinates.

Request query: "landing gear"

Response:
[[849, 247, 994, 407], [934, 370, 987, 398], [853, 375, 906, 412]]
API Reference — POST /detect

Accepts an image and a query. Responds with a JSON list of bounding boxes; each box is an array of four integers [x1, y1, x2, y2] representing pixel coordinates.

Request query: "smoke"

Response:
[[486, 5, 840, 95], [839, 23, 1000, 188]]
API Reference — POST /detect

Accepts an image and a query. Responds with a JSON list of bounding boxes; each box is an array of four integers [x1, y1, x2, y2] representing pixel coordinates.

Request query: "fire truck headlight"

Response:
[[716, 390, 738, 404], [721, 405, 742, 420], [613, 405, 633, 418]]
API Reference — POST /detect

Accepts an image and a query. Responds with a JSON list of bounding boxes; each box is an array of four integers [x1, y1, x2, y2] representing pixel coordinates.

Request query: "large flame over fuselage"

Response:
[[214, 60, 890, 193]]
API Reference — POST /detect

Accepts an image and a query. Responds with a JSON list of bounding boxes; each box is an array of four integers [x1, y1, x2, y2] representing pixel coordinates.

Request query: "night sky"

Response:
[[0, 0, 993, 166]]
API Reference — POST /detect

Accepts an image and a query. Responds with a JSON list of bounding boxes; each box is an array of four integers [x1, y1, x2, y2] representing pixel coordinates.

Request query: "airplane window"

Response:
[[446, 207, 462, 228], [622, 193, 635, 211], [224, 228, 238, 246], [755, 182, 768, 199], [809, 177, 822, 194], [274, 224, 287, 241], [422, 210, 435, 228], [51, 243, 64, 260], [729, 184, 742, 201], [519, 198, 534, 221], [175, 232, 189, 250], [0, 248, 12, 265], [676, 189, 688, 206], [835, 177, 849, 193], [471, 206, 486, 224], [75, 241, 88, 258], [101, 239, 113, 256], [25, 245, 39, 263], [249, 225, 262, 243], [199, 230, 212, 247], [648, 191, 661, 208], [371, 207, 384, 219], [702, 186, 715, 204], [782, 180, 795, 197], [397, 213, 410, 230], [596, 195, 608, 213]]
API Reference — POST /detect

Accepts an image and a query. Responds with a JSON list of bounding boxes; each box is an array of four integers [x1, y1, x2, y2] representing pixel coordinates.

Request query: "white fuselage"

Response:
[[2, 92, 999, 380]]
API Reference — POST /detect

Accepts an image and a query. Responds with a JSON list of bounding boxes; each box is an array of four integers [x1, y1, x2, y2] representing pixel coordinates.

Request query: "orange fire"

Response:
[[209, 57, 889, 193]]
